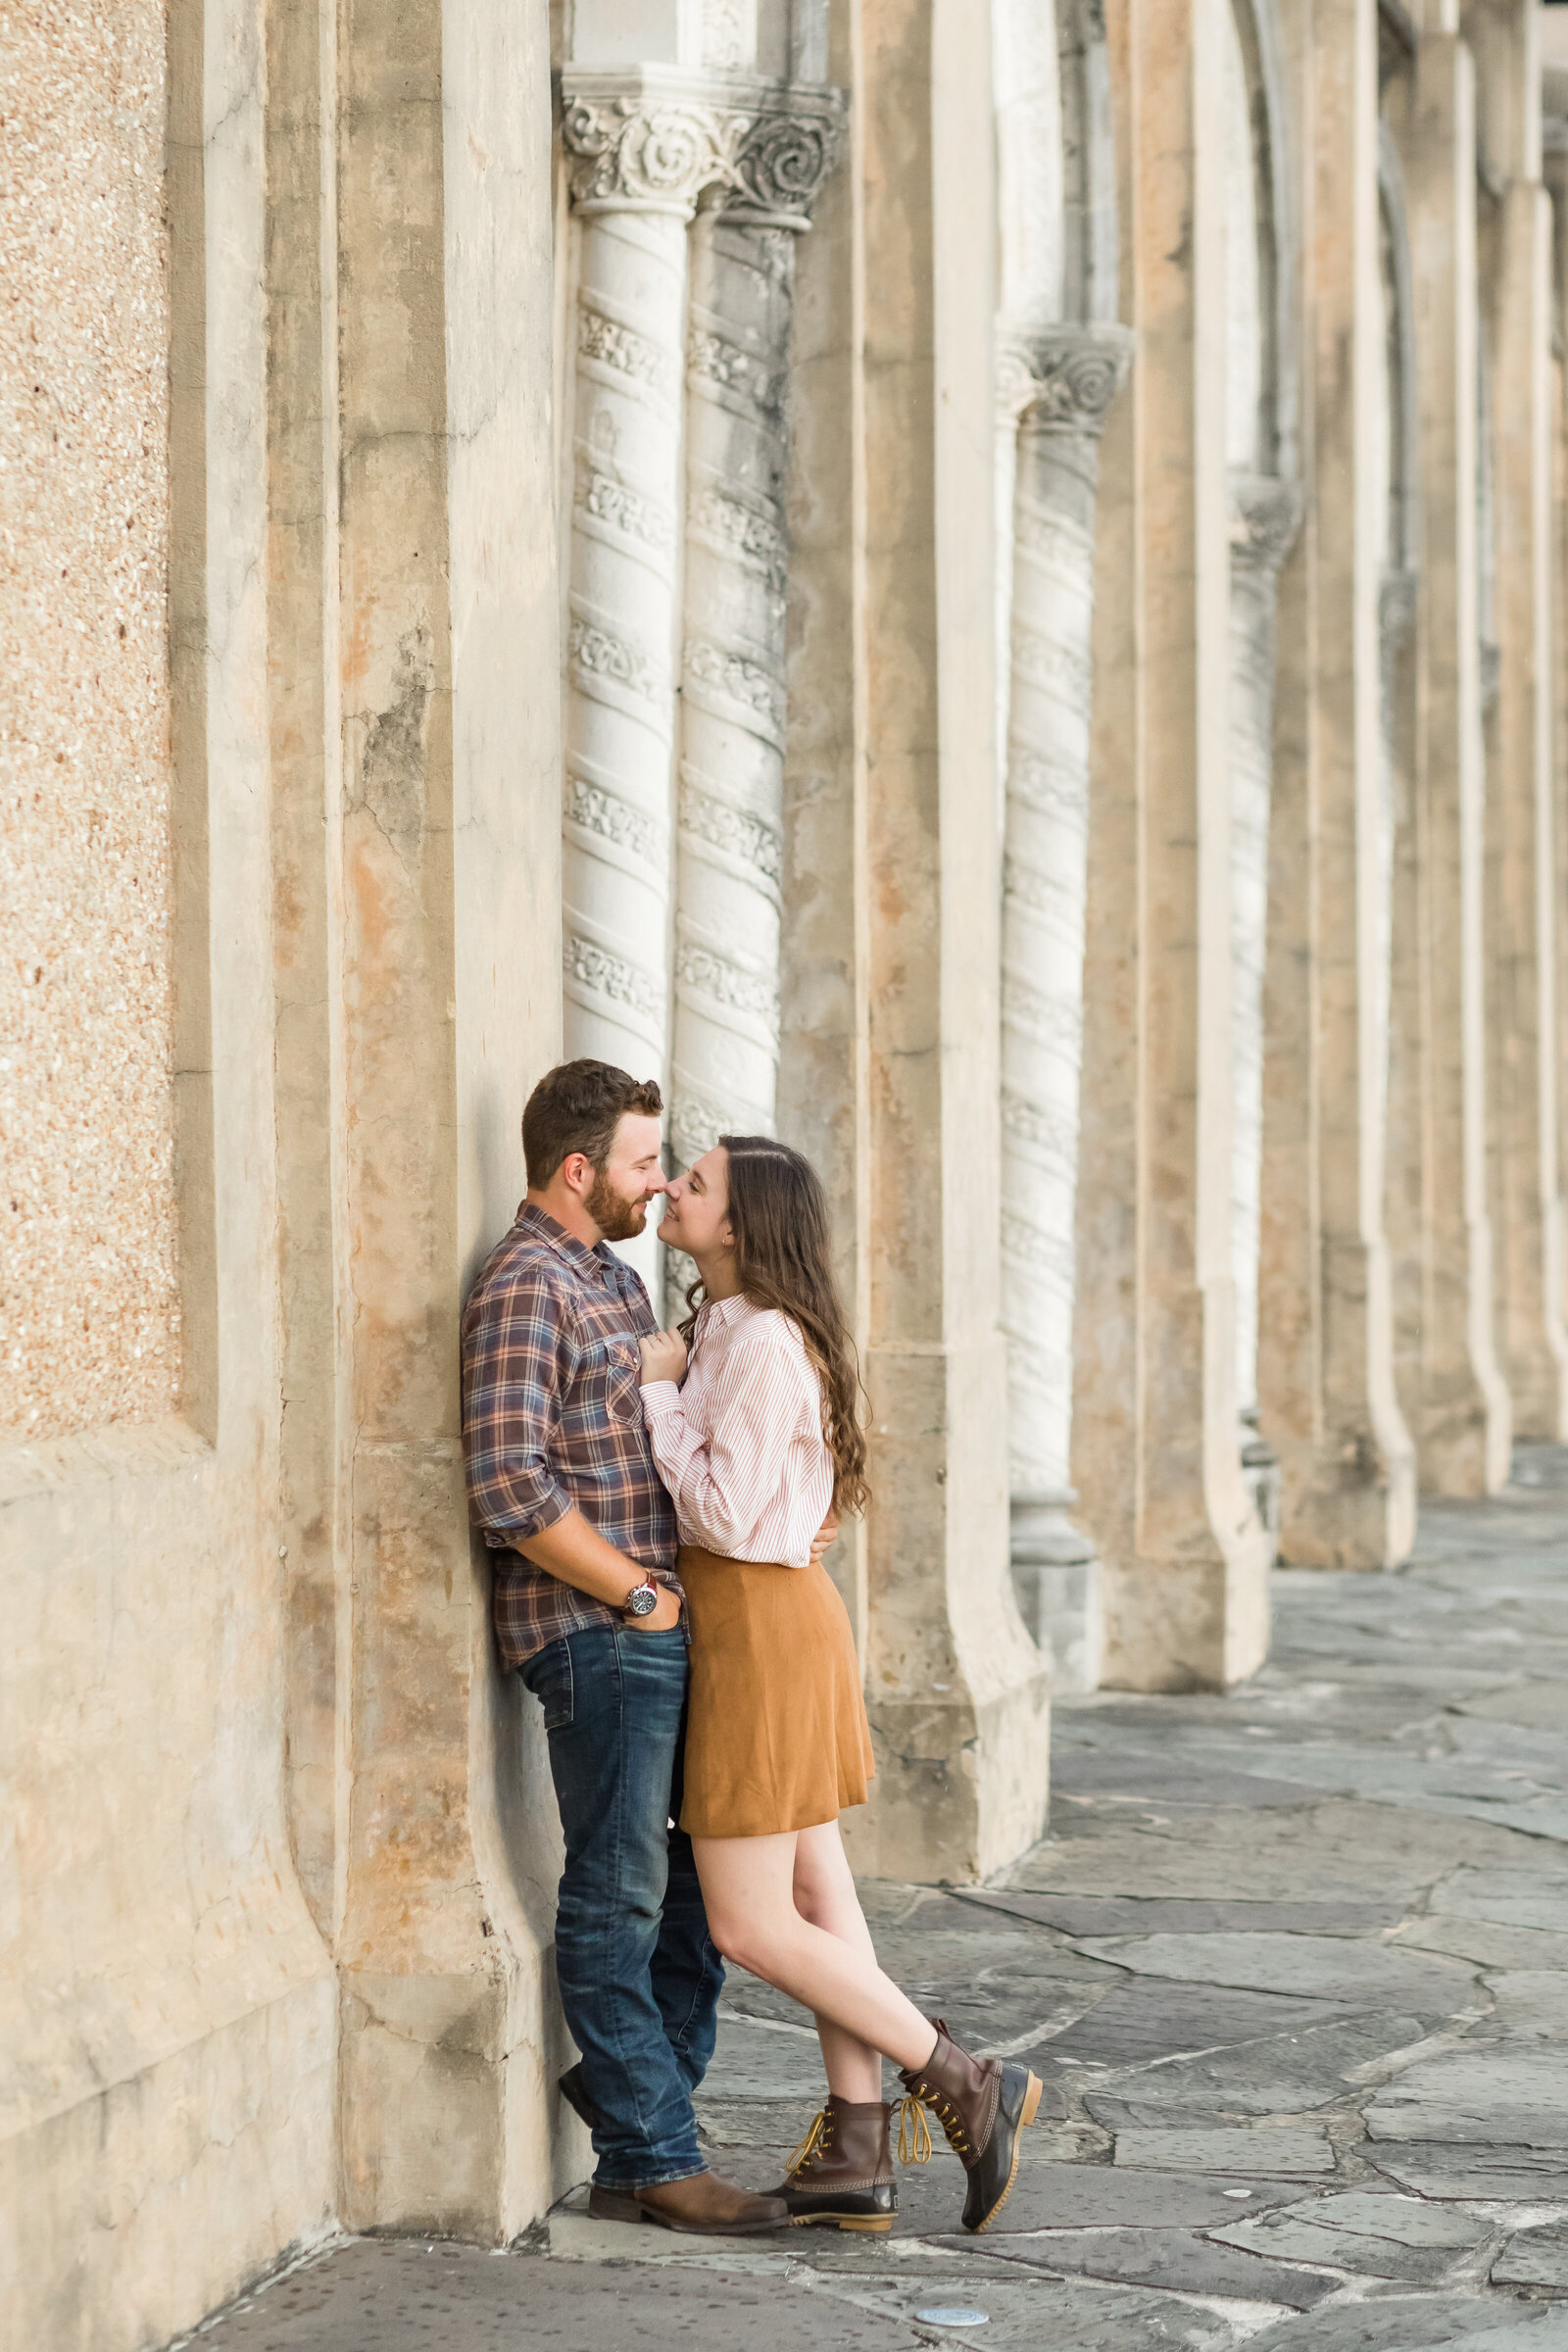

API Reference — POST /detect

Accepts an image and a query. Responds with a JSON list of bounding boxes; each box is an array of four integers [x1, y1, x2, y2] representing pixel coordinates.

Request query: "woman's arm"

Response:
[[642, 1325, 816, 1555]]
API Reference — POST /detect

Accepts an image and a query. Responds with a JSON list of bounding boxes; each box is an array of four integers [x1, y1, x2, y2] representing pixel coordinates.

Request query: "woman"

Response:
[[637, 1136, 1042, 2235]]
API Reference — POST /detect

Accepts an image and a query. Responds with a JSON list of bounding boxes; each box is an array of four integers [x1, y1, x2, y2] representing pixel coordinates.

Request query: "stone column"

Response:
[[559, 91, 693, 1091], [1229, 471, 1299, 1545], [1393, 35, 1511, 1492], [1485, 177, 1568, 1436], [1257, 0, 1417, 1567], [999, 324, 1131, 1693], [671, 103, 844, 1170], [559, 76, 815, 1105], [1073, 0, 1273, 1690]]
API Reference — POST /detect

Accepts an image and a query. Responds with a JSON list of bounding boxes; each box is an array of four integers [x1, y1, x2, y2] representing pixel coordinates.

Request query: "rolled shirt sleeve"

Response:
[[462, 1262, 578, 1543]]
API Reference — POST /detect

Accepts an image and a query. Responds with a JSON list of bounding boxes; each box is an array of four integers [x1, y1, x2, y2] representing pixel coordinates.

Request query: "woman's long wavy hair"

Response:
[[678, 1136, 869, 1517]]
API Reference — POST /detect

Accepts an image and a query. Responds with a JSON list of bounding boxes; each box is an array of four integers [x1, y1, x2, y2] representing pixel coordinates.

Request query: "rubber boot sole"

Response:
[[966, 2070, 1044, 2235], [790, 2212, 894, 2232]]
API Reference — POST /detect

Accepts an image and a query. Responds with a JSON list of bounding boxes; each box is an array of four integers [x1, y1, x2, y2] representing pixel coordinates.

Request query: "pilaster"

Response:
[[1074, 0, 1273, 1691], [1393, 34, 1511, 1491], [1259, 0, 1417, 1566], [1546, 141, 1568, 1371], [846, 0, 1051, 1877], [330, 0, 564, 2238], [1483, 177, 1568, 1436]]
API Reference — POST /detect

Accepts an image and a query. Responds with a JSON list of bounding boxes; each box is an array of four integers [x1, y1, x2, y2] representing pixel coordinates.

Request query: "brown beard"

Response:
[[585, 1165, 650, 1243]]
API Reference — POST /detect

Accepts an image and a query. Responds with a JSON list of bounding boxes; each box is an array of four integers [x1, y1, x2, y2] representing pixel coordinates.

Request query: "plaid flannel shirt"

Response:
[[461, 1200, 679, 1668]]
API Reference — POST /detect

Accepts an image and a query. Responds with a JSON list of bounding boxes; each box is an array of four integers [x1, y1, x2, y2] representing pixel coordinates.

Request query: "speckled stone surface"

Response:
[[0, 0, 179, 1437]]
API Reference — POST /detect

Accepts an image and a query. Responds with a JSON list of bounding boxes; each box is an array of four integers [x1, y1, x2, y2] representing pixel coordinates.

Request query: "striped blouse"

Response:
[[640, 1293, 834, 1565]]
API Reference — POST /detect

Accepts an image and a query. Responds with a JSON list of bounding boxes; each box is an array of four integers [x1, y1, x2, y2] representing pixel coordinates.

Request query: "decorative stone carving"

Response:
[[1000, 322, 1135, 433], [562, 88, 754, 215], [702, 0, 749, 72], [1227, 470, 1300, 1445], [670, 110, 842, 1177], [999, 324, 1132, 1688], [560, 70, 844, 225], [1230, 472, 1305, 570], [730, 107, 844, 223]]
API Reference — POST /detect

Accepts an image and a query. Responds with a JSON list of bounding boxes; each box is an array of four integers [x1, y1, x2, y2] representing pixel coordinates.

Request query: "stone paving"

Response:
[[182, 1453, 1568, 2350]]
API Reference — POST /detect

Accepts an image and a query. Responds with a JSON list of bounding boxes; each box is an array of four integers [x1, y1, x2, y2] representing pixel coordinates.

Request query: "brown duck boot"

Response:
[[587, 2171, 790, 2235], [773, 2097, 897, 2231], [897, 2017, 1043, 2233]]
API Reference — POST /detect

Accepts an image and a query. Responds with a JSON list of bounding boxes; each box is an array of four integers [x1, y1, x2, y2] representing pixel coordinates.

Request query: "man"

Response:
[[461, 1058, 787, 2233]]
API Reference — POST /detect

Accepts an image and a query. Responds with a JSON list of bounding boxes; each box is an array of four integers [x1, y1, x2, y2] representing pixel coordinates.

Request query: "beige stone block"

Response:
[[0, 1981, 336, 2352]]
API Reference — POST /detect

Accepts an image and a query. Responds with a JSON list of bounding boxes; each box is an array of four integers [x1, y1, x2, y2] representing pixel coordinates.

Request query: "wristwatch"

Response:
[[622, 1572, 661, 1620]]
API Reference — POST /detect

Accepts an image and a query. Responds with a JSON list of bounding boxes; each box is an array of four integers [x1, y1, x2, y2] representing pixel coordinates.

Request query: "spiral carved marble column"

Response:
[[672, 101, 843, 1173], [1000, 324, 1132, 1692], [560, 82, 732, 1093], [1228, 472, 1301, 1534]]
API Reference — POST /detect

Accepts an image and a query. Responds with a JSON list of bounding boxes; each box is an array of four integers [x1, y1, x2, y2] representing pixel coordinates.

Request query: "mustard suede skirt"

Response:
[[677, 1544, 876, 1838]]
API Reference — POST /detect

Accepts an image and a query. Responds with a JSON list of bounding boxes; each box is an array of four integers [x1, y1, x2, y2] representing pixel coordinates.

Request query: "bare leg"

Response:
[[791, 1822, 884, 2103], [693, 1828, 938, 2076]]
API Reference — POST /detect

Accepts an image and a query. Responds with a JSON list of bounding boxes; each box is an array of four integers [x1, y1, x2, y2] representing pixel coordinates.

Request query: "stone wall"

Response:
[[1, 0, 180, 1437], [2, 0, 339, 2342], [1, 0, 568, 2339]]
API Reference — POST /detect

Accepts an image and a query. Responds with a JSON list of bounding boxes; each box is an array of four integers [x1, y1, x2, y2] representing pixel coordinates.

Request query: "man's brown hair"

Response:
[[522, 1058, 663, 1190]]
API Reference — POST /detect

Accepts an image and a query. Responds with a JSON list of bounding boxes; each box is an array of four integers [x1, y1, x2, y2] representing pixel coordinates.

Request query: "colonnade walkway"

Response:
[[183, 1458, 1568, 2351]]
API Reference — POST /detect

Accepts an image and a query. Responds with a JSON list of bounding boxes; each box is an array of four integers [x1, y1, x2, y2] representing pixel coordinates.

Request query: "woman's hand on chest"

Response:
[[638, 1326, 688, 1386]]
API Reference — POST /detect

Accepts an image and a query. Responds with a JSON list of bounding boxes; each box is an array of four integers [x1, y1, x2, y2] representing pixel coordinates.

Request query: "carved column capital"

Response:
[[1229, 470, 1304, 570], [560, 67, 845, 226], [998, 321, 1136, 433]]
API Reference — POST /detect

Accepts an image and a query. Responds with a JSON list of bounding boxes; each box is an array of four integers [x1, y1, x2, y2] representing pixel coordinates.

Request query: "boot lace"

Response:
[[785, 2108, 834, 2180], [895, 2094, 933, 2167], [904, 2017, 975, 2162]]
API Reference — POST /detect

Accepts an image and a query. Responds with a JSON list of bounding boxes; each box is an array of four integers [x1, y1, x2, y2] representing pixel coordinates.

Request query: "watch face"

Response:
[[626, 1583, 659, 1617]]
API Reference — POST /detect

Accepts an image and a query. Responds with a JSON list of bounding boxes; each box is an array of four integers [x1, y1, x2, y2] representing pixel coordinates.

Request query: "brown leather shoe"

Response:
[[773, 2097, 896, 2231], [587, 2171, 790, 2235], [897, 2016, 1043, 2233]]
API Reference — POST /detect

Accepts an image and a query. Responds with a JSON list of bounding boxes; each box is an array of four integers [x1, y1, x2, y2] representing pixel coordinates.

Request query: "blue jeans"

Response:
[[520, 1622, 724, 2187]]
